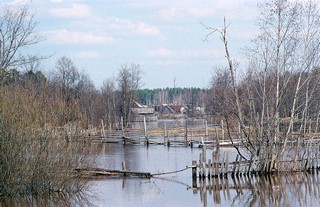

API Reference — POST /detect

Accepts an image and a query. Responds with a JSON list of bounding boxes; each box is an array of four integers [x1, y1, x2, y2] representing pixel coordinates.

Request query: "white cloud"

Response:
[[46, 29, 116, 44], [108, 17, 160, 37], [158, 1, 257, 21], [76, 51, 101, 58], [135, 23, 160, 36], [147, 48, 175, 58], [49, 3, 91, 19], [147, 48, 222, 59], [1, 0, 29, 6], [50, 0, 63, 3], [159, 7, 213, 19], [108, 17, 135, 30]]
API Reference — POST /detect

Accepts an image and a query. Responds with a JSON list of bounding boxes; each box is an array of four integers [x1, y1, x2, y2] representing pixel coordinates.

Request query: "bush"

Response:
[[0, 82, 92, 198]]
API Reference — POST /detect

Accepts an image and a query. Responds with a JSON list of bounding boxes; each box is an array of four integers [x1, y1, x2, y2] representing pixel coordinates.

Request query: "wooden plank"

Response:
[[74, 167, 152, 178]]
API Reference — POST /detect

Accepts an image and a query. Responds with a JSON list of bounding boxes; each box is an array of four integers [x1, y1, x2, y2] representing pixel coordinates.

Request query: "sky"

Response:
[[2, 0, 259, 89]]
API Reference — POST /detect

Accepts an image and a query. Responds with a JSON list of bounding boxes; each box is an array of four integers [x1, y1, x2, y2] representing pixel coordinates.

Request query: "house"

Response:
[[131, 101, 157, 122], [155, 104, 186, 119]]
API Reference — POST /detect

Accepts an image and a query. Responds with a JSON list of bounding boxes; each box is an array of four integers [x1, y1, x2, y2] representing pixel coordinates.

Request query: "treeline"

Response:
[[1, 63, 208, 130], [0, 59, 144, 129]]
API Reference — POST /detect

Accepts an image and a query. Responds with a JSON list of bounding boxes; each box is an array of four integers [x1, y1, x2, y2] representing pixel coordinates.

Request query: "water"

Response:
[[86, 144, 320, 207]]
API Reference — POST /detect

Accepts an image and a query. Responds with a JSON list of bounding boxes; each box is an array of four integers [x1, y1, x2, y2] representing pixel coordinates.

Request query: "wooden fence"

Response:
[[83, 118, 238, 147], [190, 171, 320, 206], [190, 144, 320, 181]]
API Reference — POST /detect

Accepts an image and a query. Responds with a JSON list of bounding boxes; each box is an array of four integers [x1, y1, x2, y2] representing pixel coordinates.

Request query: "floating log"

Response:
[[74, 167, 152, 179]]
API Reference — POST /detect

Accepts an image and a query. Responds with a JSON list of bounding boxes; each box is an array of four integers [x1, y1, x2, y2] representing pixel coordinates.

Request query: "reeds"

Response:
[[0, 82, 92, 198]]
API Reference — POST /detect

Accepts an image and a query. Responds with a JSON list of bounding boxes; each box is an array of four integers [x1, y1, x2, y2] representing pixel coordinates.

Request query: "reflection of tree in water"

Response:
[[193, 173, 320, 207], [0, 190, 94, 207]]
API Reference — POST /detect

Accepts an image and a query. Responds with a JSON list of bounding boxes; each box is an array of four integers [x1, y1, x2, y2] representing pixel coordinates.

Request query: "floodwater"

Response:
[[86, 144, 320, 207]]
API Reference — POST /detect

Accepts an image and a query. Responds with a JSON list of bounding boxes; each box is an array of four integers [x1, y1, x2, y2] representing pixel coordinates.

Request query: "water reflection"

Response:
[[193, 172, 320, 207], [0, 190, 94, 207], [85, 143, 320, 206]]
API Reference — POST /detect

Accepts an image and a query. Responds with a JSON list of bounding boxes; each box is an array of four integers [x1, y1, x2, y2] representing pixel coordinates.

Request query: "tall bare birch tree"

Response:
[[208, 0, 320, 171], [250, 0, 320, 167]]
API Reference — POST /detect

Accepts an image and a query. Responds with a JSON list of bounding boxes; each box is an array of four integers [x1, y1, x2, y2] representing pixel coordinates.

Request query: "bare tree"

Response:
[[116, 64, 143, 127], [51, 56, 81, 102], [0, 4, 42, 71], [207, 0, 320, 171], [101, 78, 116, 129], [77, 74, 100, 127]]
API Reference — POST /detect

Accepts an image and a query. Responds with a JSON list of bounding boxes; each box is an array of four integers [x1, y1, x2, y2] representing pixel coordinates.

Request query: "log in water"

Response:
[[74, 167, 152, 179]]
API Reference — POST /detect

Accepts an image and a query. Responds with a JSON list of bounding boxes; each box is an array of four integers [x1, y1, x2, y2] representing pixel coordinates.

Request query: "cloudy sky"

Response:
[[3, 0, 259, 89]]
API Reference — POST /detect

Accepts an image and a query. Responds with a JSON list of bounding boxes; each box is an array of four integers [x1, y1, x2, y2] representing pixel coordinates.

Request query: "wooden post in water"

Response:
[[207, 159, 211, 178], [211, 152, 215, 178], [122, 161, 127, 171], [192, 160, 197, 188], [225, 153, 229, 178], [237, 156, 242, 176], [164, 122, 167, 145], [202, 145, 207, 164], [220, 152, 225, 178], [199, 152, 203, 179], [185, 118, 188, 143], [199, 148, 206, 179], [212, 151, 219, 178], [232, 155, 239, 178], [191, 118, 194, 142], [143, 116, 149, 145]]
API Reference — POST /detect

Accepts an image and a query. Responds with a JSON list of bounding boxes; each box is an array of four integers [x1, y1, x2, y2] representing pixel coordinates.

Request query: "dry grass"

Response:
[[0, 82, 93, 198]]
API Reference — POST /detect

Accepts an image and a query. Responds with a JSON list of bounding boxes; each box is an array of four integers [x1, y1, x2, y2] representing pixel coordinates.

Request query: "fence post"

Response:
[[192, 160, 197, 189], [185, 118, 188, 143], [232, 155, 239, 177], [225, 152, 229, 178], [122, 161, 127, 171], [143, 116, 149, 145], [164, 122, 167, 145], [199, 152, 203, 179]]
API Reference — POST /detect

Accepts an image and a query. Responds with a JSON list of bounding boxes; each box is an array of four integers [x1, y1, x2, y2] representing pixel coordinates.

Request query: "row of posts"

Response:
[[191, 147, 249, 185], [99, 117, 226, 146]]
